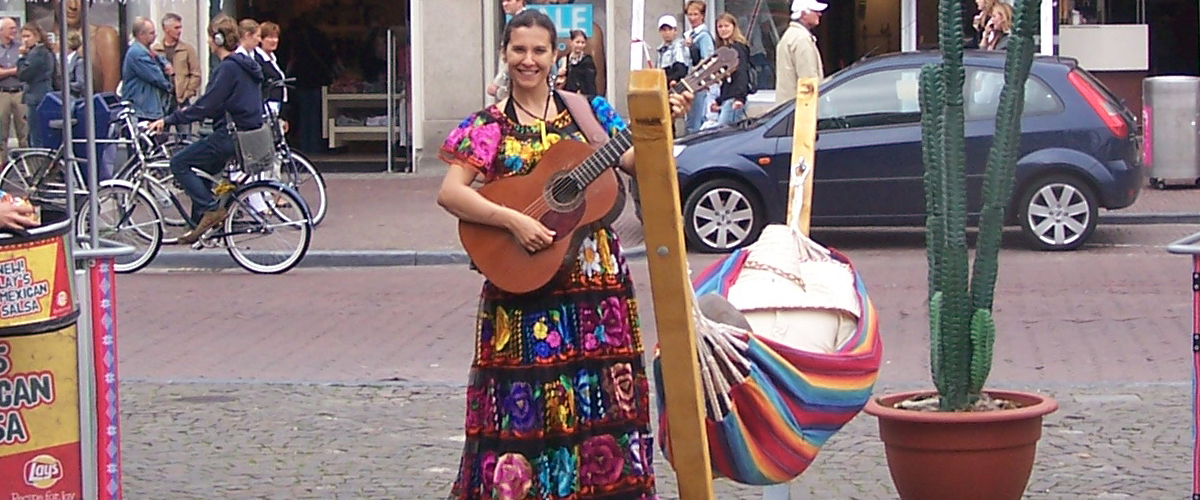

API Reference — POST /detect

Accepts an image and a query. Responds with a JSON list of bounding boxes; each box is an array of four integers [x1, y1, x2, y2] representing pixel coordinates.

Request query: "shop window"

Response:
[[1061, 0, 1146, 24]]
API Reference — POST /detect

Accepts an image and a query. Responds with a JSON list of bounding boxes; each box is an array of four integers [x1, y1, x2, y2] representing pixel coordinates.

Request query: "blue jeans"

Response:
[[685, 88, 714, 135], [294, 86, 323, 154], [170, 128, 233, 223], [715, 100, 747, 128], [26, 104, 40, 148]]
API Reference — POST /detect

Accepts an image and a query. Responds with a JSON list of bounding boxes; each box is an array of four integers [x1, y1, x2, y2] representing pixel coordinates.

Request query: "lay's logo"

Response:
[[23, 454, 63, 489]]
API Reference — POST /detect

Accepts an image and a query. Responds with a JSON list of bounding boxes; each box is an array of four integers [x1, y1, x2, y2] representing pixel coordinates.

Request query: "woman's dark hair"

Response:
[[569, 29, 587, 41], [502, 9, 557, 49]]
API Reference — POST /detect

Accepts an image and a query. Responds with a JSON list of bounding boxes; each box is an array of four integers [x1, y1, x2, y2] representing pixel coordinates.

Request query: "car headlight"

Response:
[[673, 144, 687, 157]]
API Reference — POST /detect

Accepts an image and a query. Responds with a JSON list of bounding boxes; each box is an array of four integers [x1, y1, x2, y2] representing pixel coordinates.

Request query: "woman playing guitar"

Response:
[[437, 9, 692, 500]]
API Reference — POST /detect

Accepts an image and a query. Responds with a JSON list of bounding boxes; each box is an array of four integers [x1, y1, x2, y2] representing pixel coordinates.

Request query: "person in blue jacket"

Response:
[[121, 17, 173, 120], [147, 14, 263, 244]]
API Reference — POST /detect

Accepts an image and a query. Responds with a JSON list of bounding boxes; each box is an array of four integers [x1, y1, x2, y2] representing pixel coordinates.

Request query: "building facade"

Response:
[[17, 0, 1193, 171]]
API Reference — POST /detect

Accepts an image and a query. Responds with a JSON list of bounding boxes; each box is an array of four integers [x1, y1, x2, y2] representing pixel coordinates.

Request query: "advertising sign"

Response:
[[0, 326, 82, 498], [0, 236, 74, 331]]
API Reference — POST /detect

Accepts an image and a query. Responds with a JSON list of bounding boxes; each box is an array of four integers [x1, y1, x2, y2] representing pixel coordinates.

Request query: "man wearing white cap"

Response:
[[775, 0, 826, 105]]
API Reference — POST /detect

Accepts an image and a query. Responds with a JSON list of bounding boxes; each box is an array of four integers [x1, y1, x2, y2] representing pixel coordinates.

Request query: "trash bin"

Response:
[[1142, 76, 1200, 189], [0, 208, 84, 496], [34, 92, 122, 181]]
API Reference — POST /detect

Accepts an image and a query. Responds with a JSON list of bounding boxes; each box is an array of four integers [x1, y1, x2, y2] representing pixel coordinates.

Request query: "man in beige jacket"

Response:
[[151, 13, 201, 117], [775, 0, 826, 105]]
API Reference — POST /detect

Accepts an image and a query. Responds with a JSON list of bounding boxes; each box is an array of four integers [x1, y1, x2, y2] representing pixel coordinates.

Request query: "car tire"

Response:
[[1017, 174, 1098, 251], [682, 178, 765, 253]]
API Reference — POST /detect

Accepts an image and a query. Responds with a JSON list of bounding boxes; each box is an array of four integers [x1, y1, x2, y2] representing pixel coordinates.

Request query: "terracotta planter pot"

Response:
[[863, 389, 1058, 500]]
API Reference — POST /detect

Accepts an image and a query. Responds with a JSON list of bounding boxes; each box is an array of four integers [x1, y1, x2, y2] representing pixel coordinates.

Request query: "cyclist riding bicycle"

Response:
[[147, 14, 263, 244]]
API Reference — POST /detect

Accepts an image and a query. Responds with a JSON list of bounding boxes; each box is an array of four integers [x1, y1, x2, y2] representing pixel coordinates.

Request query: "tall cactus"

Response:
[[924, 0, 1040, 410]]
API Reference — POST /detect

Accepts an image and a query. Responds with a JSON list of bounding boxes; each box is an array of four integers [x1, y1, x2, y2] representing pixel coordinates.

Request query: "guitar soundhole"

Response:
[[545, 175, 584, 211]]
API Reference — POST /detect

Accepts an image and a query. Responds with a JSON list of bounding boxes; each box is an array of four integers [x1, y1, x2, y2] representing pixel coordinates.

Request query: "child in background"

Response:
[[559, 30, 597, 95], [656, 14, 688, 86]]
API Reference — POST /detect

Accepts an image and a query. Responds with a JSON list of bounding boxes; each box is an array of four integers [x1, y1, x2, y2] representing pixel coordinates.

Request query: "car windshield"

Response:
[[745, 99, 796, 127]]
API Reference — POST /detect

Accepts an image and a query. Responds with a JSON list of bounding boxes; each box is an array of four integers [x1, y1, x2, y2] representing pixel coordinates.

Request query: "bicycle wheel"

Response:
[[77, 182, 164, 274], [0, 152, 57, 200], [223, 183, 311, 274], [137, 160, 192, 234], [283, 152, 328, 226]]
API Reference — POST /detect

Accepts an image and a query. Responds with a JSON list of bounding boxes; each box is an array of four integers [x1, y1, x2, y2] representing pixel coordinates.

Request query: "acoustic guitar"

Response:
[[459, 48, 740, 294]]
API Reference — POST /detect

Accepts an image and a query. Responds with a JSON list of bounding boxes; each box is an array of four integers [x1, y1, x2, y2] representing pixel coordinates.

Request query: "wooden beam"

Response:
[[787, 77, 820, 236], [627, 69, 715, 500]]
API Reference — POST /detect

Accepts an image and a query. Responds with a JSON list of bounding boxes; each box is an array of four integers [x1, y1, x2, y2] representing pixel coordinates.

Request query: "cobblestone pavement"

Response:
[[105, 222, 1200, 498], [120, 381, 1188, 499]]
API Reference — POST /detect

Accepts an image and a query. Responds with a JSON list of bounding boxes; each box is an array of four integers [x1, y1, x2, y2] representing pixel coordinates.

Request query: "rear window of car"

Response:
[[966, 69, 1063, 120]]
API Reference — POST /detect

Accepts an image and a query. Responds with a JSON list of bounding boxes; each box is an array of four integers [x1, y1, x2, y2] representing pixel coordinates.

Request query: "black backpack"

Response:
[[688, 30, 713, 66]]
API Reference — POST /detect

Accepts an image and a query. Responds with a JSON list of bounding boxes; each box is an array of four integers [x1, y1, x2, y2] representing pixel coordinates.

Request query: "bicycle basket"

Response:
[[233, 125, 278, 177]]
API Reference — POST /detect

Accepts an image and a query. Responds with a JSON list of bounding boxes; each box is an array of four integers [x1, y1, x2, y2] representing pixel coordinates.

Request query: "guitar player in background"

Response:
[[437, 9, 692, 499]]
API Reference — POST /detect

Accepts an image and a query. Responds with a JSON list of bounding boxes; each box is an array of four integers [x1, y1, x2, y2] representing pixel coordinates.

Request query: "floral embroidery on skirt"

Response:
[[449, 229, 658, 500]]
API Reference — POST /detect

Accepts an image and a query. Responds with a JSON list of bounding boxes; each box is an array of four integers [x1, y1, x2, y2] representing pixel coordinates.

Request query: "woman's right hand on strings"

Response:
[[507, 212, 556, 253]]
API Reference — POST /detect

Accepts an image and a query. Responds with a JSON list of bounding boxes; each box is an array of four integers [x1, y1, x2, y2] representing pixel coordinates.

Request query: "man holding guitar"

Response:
[[437, 8, 715, 500]]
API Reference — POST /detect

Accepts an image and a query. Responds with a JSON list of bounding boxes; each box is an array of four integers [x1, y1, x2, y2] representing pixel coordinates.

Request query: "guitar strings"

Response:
[[517, 132, 632, 218]]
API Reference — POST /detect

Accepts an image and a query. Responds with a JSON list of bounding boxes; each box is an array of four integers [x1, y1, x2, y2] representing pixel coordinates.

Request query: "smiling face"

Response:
[[262, 33, 279, 52], [570, 34, 586, 55], [503, 25, 556, 92], [0, 19, 15, 45], [686, 5, 704, 28], [716, 19, 734, 41]]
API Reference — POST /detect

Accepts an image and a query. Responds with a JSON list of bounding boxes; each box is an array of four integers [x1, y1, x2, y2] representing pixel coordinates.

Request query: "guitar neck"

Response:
[[570, 128, 632, 186], [571, 80, 689, 187]]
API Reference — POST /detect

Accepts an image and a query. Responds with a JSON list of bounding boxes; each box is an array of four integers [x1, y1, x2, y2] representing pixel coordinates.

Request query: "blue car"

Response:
[[671, 50, 1142, 252]]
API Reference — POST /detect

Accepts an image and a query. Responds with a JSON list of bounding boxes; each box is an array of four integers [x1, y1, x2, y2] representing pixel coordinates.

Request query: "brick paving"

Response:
[[111, 222, 1200, 497]]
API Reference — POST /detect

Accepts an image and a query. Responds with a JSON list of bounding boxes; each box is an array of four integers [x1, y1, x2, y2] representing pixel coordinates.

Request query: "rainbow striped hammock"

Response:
[[652, 225, 883, 485]]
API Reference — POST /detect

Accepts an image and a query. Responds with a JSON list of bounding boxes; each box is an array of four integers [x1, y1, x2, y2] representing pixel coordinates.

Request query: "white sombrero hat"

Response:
[[726, 225, 860, 319]]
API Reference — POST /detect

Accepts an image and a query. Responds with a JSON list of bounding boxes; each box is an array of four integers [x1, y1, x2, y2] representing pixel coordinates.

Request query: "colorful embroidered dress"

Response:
[[440, 95, 658, 500]]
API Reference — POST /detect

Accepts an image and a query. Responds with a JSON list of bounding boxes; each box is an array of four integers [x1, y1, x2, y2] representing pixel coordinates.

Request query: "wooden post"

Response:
[[786, 77, 820, 236], [763, 77, 821, 500], [627, 69, 716, 500]]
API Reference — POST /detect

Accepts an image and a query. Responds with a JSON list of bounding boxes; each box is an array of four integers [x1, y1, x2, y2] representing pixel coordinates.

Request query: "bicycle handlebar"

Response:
[[266, 77, 297, 90]]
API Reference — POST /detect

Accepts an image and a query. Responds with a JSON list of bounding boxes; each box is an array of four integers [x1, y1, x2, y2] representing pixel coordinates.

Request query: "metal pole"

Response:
[[1165, 231, 1200, 500], [81, 0, 98, 250], [60, 0, 76, 253], [386, 28, 395, 174]]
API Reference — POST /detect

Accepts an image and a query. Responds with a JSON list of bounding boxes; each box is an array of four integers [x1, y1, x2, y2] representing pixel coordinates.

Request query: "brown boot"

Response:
[[179, 207, 228, 244]]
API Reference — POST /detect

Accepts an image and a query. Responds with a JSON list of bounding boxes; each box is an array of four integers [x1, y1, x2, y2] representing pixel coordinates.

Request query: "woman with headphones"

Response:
[[147, 14, 265, 244]]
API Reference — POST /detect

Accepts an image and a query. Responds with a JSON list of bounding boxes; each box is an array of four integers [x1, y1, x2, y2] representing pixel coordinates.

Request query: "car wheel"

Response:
[[1017, 174, 1098, 251], [682, 178, 764, 253]]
